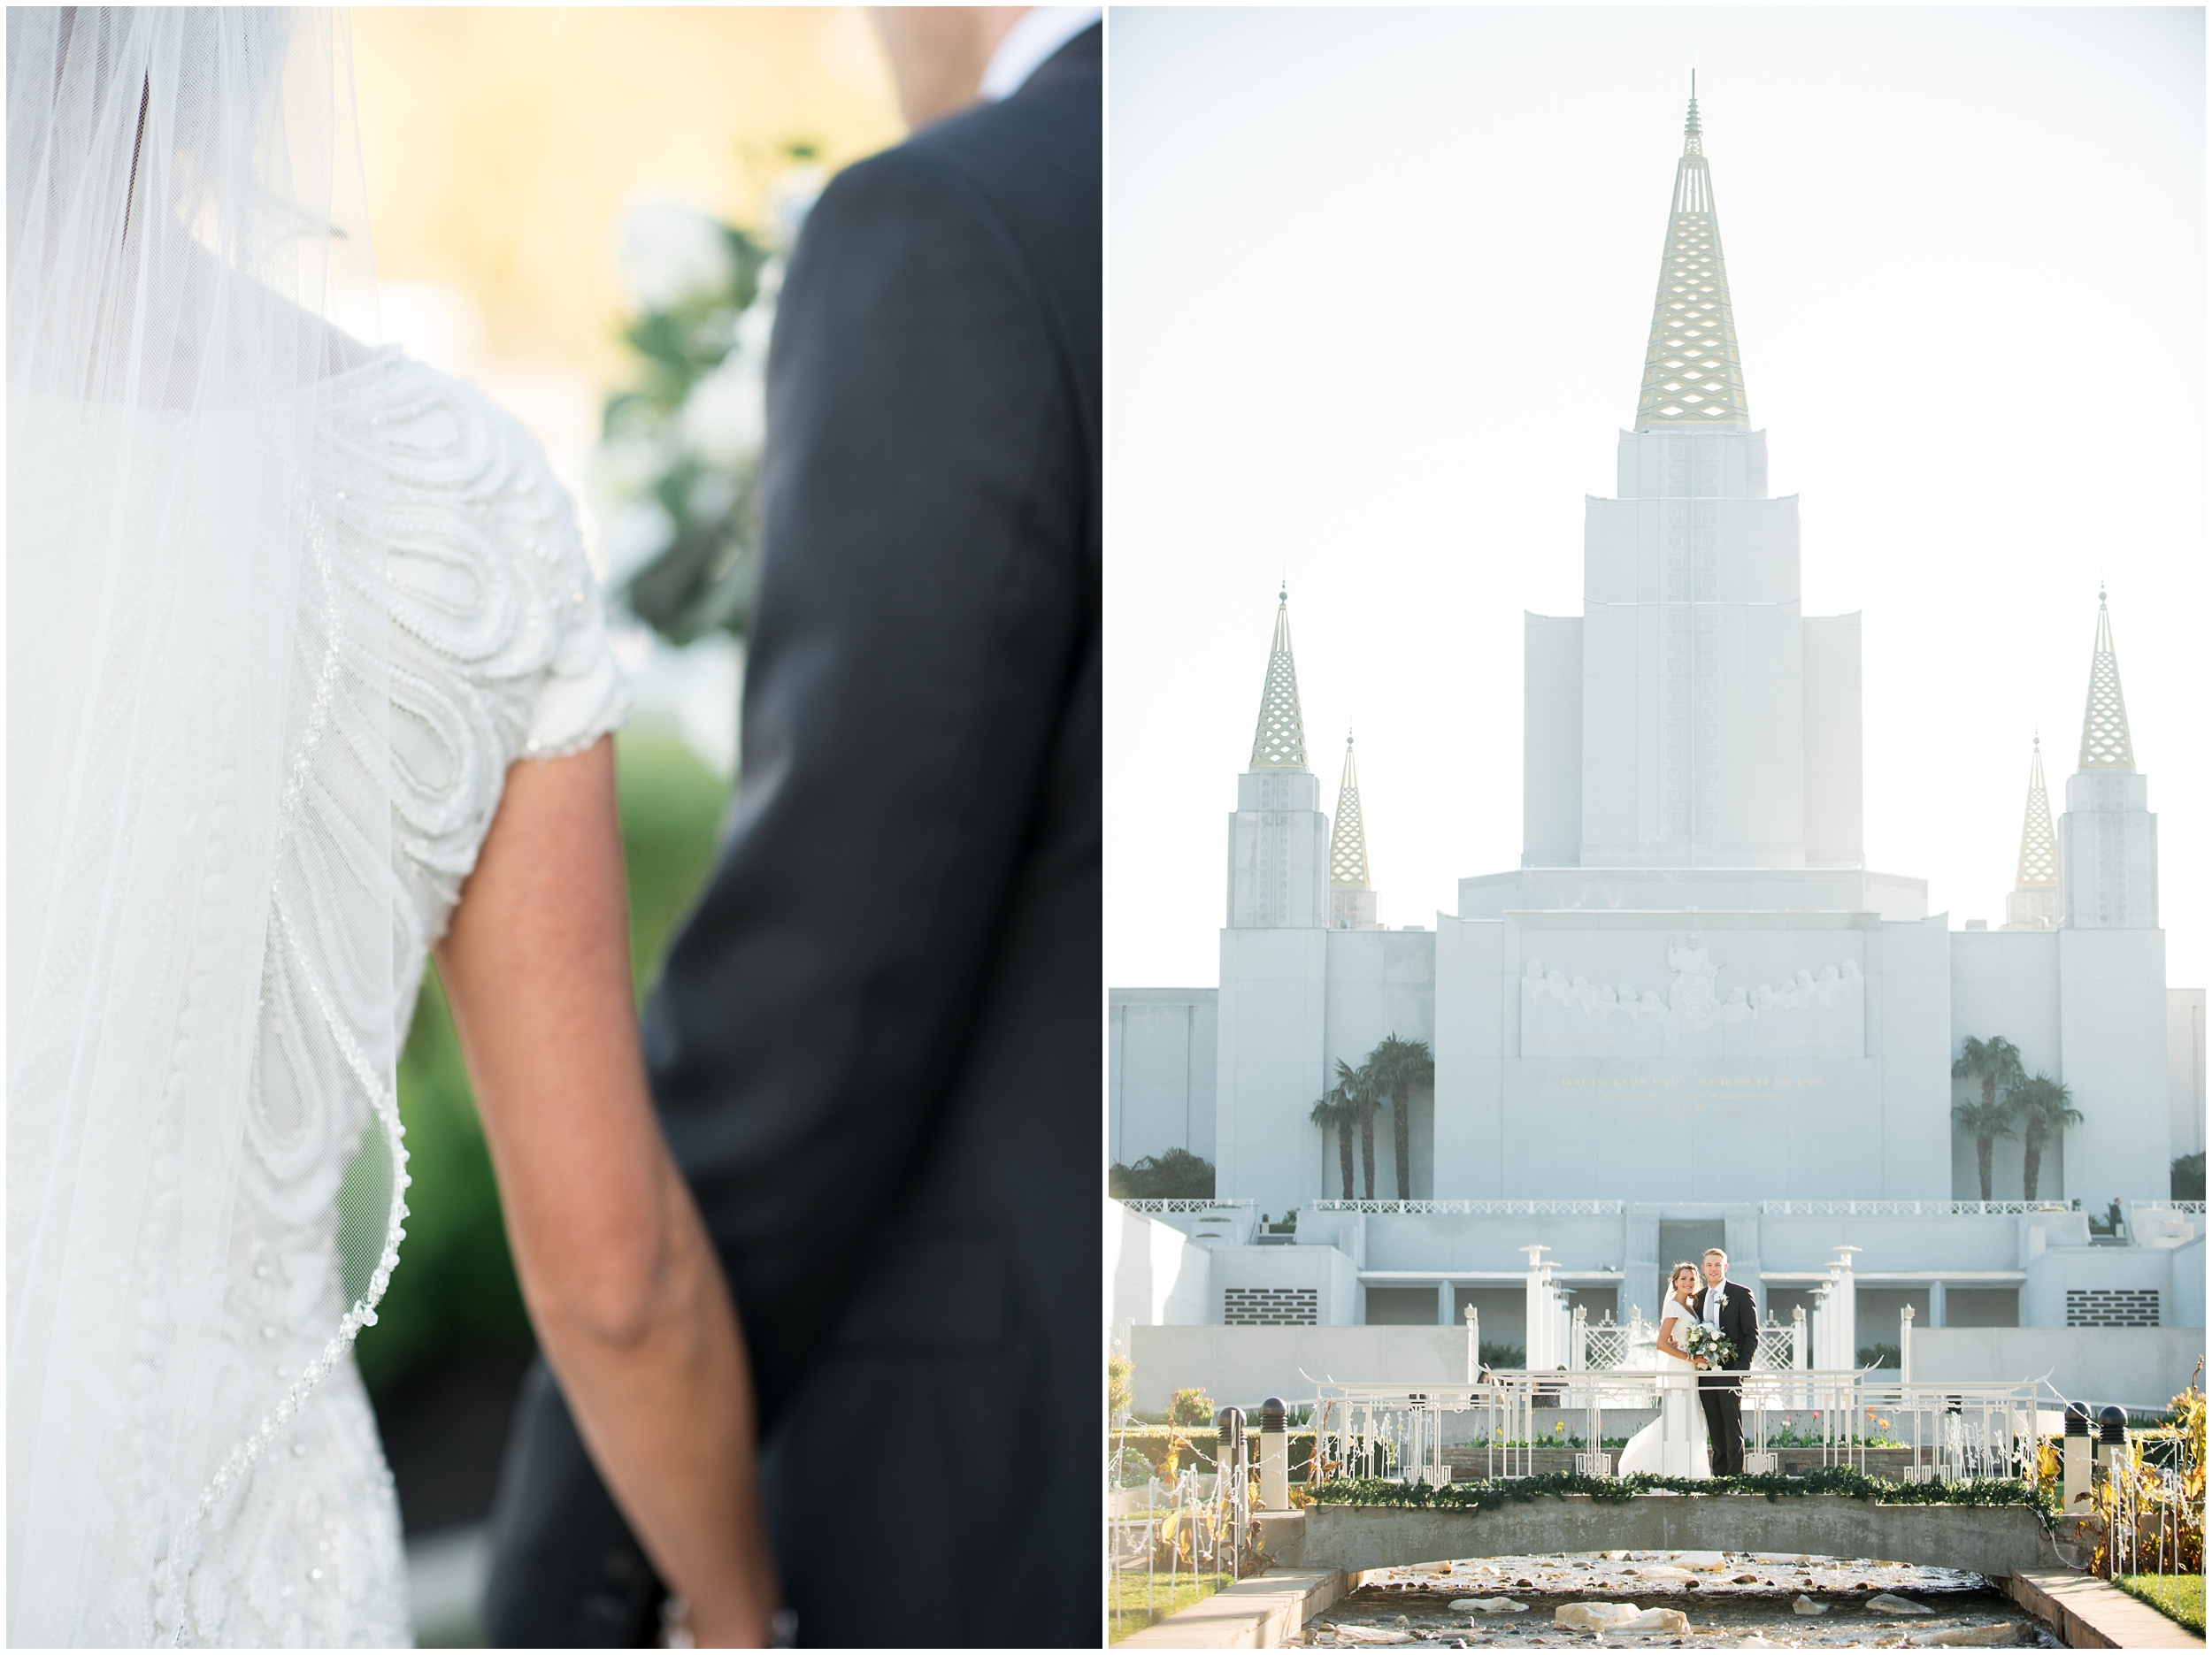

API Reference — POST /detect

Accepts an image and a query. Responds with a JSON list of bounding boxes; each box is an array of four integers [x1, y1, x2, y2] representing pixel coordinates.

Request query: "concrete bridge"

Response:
[[1295, 1494, 2067, 1582]]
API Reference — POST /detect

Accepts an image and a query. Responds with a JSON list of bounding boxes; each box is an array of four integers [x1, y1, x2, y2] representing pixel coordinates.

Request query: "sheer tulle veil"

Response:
[[8, 10, 410, 1642]]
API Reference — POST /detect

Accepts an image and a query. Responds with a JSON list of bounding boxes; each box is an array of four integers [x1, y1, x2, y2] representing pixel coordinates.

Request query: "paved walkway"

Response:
[[1117, 1567, 1356, 1649]]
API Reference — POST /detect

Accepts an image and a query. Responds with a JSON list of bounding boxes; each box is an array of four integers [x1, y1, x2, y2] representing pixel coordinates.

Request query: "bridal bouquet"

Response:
[[595, 149, 825, 644], [1682, 1324, 1736, 1369]]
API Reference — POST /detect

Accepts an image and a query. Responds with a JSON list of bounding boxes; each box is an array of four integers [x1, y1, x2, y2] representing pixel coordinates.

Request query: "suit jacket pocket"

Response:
[[827, 1230, 1012, 1355]]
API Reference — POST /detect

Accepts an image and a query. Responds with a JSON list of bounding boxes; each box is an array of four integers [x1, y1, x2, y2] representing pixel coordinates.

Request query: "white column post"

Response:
[[1928, 1279, 1947, 1329], [1464, 1303, 1480, 1383], [1900, 1303, 1914, 1383], [1437, 1277, 1455, 1328], [1520, 1244, 1551, 1368]]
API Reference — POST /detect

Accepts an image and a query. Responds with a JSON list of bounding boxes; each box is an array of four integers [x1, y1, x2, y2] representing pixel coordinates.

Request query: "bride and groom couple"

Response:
[[9, 7, 1098, 1648], [1615, 1251, 1763, 1479]]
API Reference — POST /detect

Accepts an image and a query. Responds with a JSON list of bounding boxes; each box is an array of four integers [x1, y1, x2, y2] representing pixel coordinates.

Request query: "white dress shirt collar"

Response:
[[979, 7, 1101, 102]]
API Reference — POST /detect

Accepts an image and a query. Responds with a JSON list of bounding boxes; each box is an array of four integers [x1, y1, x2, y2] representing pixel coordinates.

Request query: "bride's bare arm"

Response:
[[435, 737, 777, 1647], [1655, 1311, 1698, 1365]]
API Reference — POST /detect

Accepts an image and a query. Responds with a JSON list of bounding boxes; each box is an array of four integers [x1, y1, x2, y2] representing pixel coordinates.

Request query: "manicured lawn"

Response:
[[1108, 1571, 1233, 1644], [2115, 1572, 2205, 1636]]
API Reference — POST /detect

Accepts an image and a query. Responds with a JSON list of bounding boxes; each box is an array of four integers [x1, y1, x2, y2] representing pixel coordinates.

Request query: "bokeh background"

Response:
[[342, 11, 903, 1638]]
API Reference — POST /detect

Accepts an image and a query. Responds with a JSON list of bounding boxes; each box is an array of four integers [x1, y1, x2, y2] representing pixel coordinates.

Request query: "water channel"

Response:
[[1291, 1552, 2061, 1648]]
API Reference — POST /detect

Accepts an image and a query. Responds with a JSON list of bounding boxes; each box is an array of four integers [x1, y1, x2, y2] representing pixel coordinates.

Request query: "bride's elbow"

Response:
[[523, 1224, 678, 1351]]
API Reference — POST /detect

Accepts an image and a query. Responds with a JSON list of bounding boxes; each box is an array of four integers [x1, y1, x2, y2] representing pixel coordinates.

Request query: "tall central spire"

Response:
[[1248, 586, 1310, 769], [1634, 84, 1751, 432], [2076, 587, 2136, 770], [2015, 736, 2057, 888]]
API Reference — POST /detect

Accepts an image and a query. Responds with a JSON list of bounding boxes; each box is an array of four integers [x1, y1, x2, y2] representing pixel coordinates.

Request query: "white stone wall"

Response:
[[2170, 987, 2205, 1160], [1210, 1243, 1361, 1326], [1947, 930, 2062, 1199], [2058, 768, 2158, 931], [1459, 865, 1927, 921], [1908, 1328, 2202, 1410], [1107, 988, 1217, 1169], [1126, 1323, 1474, 1414], [1432, 916, 1509, 1199], [2057, 926, 2171, 1201], [1227, 767, 1330, 928], [1215, 925, 1329, 1218], [1109, 1200, 1211, 1327], [1578, 428, 1809, 870]]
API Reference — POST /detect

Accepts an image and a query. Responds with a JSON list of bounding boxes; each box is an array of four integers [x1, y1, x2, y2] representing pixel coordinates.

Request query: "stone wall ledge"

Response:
[[2008, 1567, 2203, 1651], [1302, 1494, 2065, 1582]]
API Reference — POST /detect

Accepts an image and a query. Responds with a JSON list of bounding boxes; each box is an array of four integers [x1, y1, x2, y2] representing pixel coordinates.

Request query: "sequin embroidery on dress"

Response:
[[150, 355, 626, 1647]]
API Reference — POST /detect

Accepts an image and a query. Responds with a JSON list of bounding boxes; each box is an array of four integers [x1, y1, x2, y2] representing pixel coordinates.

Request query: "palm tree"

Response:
[[1336, 1058, 1382, 1201], [1366, 1034, 1435, 1201], [1952, 1036, 2025, 1201], [1310, 1086, 1356, 1200], [2009, 1072, 2083, 1201]]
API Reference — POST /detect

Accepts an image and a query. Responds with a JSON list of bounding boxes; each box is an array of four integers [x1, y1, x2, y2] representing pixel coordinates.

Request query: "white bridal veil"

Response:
[[8, 10, 408, 1641]]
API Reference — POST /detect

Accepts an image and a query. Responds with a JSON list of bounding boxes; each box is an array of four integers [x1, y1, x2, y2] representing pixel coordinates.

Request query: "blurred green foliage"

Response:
[[356, 724, 733, 1397]]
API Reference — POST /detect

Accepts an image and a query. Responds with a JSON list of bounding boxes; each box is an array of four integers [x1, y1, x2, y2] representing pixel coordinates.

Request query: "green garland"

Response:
[[1309, 1467, 2043, 1513]]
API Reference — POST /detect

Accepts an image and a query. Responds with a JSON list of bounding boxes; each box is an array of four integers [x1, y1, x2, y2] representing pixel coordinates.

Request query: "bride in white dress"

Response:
[[1615, 1263, 1713, 1479], [9, 11, 775, 1644]]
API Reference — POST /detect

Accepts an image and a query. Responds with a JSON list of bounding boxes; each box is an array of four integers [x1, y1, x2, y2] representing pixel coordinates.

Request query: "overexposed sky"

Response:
[[1107, 7, 2206, 992]]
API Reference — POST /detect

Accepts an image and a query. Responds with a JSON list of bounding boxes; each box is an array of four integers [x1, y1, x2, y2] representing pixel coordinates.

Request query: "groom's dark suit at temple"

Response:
[[482, 23, 1100, 1648], [1692, 1279, 1760, 1475]]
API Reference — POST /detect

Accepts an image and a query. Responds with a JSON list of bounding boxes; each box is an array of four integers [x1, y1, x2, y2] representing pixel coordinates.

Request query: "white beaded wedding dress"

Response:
[[1615, 1295, 1712, 1479], [8, 11, 624, 1644]]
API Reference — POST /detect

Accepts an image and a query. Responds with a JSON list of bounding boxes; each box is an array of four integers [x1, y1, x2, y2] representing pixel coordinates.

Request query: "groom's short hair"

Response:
[[1702, 1248, 1727, 1263]]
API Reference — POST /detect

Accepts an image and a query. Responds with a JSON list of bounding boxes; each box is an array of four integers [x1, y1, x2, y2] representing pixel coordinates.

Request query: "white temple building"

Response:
[[1109, 96, 2203, 1411]]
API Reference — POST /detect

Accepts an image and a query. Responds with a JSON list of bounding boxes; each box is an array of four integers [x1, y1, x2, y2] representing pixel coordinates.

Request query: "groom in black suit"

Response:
[[1690, 1249, 1759, 1476], [483, 10, 1099, 1646]]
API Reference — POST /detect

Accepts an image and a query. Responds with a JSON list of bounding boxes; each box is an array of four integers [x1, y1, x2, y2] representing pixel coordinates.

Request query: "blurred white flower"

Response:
[[595, 432, 673, 499], [617, 195, 735, 312], [733, 301, 775, 363], [680, 352, 766, 468], [769, 166, 826, 249], [600, 498, 677, 585], [687, 470, 738, 524]]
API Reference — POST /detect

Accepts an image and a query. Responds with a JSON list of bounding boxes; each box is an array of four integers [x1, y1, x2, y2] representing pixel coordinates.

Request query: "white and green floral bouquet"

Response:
[[1682, 1323, 1736, 1370], [595, 148, 824, 645]]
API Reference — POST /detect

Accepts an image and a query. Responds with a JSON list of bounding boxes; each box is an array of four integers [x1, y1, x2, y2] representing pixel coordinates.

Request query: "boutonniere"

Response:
[[1710, 1288, 1727, 1312]]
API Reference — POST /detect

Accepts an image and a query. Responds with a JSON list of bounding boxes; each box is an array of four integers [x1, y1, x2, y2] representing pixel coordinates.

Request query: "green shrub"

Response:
[[1110, 1148, 1216, 1199], [1110, 1352, 1134, 1424], [1170, 1387, 1216, 1428], [1479, 1341, 1525, 1370]]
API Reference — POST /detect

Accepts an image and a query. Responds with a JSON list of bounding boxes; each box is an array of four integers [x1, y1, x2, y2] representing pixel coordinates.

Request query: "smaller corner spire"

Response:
[[2076, 586, 2136, 771], [2014, 735, 2057, 889], [1248, 586, 1310, 770], [1329, 732, 1370, 887]]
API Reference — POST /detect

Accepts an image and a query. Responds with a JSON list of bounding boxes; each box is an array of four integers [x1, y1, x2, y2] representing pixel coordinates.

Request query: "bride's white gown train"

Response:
[[1615, 1298, 1711, 1479]]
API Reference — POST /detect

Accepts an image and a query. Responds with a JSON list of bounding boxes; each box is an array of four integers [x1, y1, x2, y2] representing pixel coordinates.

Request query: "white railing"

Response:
[[1759, 1199, 2080, 1217], [1118, 1198, 1256, 1215], [1309, 1199, 1626, 1216], [1307, 1372, 2047, 1490]]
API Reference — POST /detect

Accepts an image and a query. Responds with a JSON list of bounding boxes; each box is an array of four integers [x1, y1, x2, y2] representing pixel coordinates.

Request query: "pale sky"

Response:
[[1106, 7, 2206, 994]]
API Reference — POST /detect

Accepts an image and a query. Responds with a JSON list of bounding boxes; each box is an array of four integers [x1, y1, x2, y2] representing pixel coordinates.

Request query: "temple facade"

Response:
[[1109, 97, 2201, 1390]]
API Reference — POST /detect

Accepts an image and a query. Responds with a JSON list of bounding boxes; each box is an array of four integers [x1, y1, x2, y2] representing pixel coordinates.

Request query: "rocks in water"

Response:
[[1677, 1552, 1728, 1571], [1394, 1614, 1411, 1627], [1448, 1597, 1527, 1614], [1751, 1552, 1815, 1565], [1910, 1625, 2020, 1647], [1332, 1626, 1414, 1645], [1553, 1603, 1639, 1630], [1611, 1607, 1692, 1635], [1794, 1595, 1831, 1615], [1625, 1564, 1694, 1582], [1732, 1575, 1762, 1584], [1865, 1593, 1933, 1615]]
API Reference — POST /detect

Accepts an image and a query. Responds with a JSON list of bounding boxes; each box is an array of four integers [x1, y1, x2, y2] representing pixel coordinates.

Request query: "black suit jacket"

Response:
[[484, 29, 1100, 1648], [1690, 1279, 1760, 1387]]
